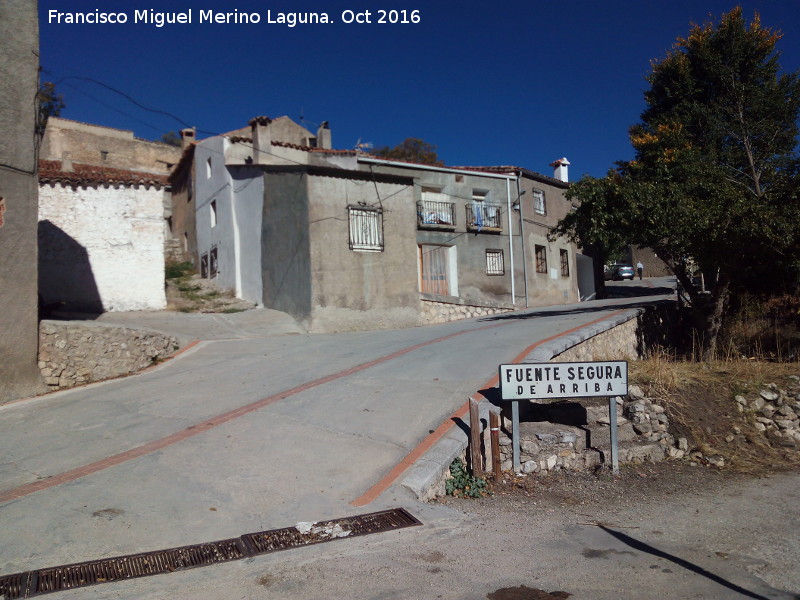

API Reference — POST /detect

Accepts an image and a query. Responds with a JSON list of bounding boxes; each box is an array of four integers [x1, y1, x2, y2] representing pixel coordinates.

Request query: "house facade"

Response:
[[0, 0, 46, 401], [168, 117, 328, 267], [180, 116, 590, 332], [38, 161, 169, 312], [359, 158, 584, 319], [184, 117, 420, 332]]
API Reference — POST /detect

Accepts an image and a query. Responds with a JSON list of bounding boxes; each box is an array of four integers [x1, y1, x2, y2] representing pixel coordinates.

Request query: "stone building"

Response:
[[38, 161, 170, 312], [176, 116, 591, 332], [168, 116, 325, 267], [41, 117, 181, 174], [361, 158, 591, 315], [0, 0, 47, 401]]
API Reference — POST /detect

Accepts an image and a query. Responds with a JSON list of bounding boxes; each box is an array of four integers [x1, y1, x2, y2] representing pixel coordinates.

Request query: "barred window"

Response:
[[200, 252, 209, 278], [533, 189, 546, 215], [486, 249, 504, 276], [560, 249, 569, 276], [348, 206, 383, 252], [535, 244, 547, 274], [209, 245, 218, 278]]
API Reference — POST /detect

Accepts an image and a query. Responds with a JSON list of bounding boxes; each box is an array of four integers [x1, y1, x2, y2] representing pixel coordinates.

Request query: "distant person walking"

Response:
[[636, 261, 644, 280]]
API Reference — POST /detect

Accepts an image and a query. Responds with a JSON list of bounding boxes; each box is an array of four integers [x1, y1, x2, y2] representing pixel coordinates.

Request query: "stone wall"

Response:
[[419, 298, 513, 325], [39, 181, 167, 312], [38, 320, 179, 391], [526, 301, 677, 364], [41, 117, 181, 174], [494, 386, 680, 476], [405, 303, 680, 500], [555, 317, 640, 362]]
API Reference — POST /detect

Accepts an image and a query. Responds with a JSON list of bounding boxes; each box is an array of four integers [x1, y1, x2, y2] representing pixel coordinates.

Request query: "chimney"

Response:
[[316, 121, 331, 150], [249, 116, 273, 164], [180, 128, 196, 150], [549, 157, 570, 183], [61, 151, 73, 173]]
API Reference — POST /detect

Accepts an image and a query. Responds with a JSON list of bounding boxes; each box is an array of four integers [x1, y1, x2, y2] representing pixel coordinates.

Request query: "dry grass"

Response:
[[630, 350, 800, 473]]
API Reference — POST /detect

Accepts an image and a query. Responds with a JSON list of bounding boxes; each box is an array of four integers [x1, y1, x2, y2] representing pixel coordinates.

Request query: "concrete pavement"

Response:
[[10, 279, 791, 600]]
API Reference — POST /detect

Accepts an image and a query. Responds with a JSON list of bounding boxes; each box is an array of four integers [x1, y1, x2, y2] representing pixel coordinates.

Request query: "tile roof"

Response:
[[270, 140, 358, 155], [39, 160, 170, 189], [453, 165, 569, 188]]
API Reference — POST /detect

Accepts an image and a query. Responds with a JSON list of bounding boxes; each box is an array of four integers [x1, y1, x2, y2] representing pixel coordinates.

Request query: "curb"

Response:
[[400, 307, 644, 500]]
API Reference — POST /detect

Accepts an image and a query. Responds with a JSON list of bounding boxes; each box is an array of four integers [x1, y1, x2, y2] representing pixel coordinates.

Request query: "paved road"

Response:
[[12, 279, 792, 600]]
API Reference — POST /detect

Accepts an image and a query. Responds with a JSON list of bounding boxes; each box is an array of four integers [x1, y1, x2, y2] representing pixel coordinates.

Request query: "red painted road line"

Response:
[[0, 320, 523, 504], [349, 309, 628, 507]]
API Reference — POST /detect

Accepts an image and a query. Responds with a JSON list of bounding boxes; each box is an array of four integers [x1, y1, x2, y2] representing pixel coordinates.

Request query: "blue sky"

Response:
[[39, 1, 800, 179]]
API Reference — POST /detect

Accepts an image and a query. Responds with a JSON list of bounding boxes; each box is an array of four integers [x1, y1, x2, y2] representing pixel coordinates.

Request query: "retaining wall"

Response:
[[419, 298, 513, 325], [38, 320, 179, 391], [402, 301, 678, 500]]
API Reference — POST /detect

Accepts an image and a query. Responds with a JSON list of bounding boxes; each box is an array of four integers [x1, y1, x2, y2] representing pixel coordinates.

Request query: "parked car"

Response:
[[609, 264, 635, 281]]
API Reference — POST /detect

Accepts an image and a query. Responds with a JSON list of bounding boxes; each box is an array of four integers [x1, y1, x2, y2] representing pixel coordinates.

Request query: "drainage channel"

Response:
[[0, 508, 421, 599]]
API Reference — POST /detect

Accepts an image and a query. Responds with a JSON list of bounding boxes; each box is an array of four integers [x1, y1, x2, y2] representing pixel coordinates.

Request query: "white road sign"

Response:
[[499, 361, 628, 400]]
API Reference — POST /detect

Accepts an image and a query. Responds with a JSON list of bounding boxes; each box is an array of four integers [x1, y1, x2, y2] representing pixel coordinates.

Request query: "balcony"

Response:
[[417, 199, 456, 231], [466, 203, 502, 232]]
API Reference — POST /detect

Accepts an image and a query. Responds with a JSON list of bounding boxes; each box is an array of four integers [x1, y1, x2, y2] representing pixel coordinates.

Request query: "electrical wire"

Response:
[[41, 71, 555, 250]]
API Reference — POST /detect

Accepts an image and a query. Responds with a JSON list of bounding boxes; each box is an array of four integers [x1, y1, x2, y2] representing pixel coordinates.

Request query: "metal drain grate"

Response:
[[243, 507, 421, 554], [0, 508, 420, 599]]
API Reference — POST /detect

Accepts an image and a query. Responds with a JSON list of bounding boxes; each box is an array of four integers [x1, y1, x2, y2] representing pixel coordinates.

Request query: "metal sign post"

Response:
[[608, 396, 619, 474], [511, 400, 520, 473], [498, 360, 628, 475]]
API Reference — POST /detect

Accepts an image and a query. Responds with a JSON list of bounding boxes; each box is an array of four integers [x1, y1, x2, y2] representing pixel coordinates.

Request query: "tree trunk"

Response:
[[700, 273, 732, 361]]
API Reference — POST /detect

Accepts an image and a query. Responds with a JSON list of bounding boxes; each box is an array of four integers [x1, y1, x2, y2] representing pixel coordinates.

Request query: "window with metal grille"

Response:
[[560, 249, 569, 276], [348, 206, 383, 251], [533, 189, 546, 215], [535, 244, 547, 273], [486, 249, 504, 276], [209, 245, 218, 278]]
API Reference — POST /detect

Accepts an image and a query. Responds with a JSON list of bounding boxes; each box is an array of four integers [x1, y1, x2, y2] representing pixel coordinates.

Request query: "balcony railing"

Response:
[[417, 200, 456, 230], [466, 203, 502, 231]]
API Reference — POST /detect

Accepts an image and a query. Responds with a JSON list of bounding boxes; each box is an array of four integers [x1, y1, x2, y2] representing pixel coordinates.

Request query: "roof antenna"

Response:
[[299, 106, 319, 130]]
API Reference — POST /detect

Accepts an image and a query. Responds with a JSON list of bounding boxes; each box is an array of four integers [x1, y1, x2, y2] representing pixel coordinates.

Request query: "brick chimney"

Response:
[[249, 116, 273, 164], [180, 128, 196, 150], [316, 121, 331, 150], [549, 157, 570, 183]]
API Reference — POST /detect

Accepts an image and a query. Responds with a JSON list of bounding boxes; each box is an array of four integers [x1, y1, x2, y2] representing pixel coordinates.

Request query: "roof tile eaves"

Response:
[[38, 160, 169, 189]]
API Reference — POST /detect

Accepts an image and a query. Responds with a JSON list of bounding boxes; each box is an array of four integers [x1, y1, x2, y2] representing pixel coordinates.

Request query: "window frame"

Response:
[[560, 248, 570, 277], [486, 249, 505, 276], [533, 189, 546, 216], [210, 199, 217, 228], [348, 205, 384, 252], [535, 244, 547, 274]]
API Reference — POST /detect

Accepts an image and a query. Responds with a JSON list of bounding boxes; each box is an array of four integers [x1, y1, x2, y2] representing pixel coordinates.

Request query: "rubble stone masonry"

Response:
[[38, 321, 178, 391]]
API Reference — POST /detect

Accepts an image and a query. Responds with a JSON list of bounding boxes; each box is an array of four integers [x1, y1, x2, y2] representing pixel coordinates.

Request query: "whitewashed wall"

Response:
[[39, 183, 167, 312]]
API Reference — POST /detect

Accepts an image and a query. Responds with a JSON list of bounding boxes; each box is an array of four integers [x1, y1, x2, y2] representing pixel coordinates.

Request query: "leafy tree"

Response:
[[551, 8, 800, 360], [160, 130, 182, 147], [36, 81, 65, 138], [373, 137, 443, 165]]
